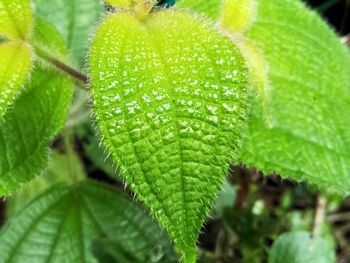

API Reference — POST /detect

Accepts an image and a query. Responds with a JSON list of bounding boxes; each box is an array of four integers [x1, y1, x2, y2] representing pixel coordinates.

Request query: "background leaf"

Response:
[[90, 10, 248, 257], [0, 180, 176, 263], [179, 0, 350, 196], [0, 0, 33, 40], [0, 66, 73, 195], [268, 231, 335, 263], [33, 0, 104, 67], [240, 0, 350, 195]]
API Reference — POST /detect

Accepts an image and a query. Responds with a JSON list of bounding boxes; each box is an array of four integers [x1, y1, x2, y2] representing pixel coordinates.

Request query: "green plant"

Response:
[[0, 0, 349, 262]]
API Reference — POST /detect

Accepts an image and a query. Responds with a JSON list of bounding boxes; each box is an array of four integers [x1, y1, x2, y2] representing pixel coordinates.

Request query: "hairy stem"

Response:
[[35, 47, 89, 84]]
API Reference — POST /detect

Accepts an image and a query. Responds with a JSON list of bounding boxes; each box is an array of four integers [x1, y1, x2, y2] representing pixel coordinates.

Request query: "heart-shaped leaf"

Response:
[[90, 9, 248, 259]]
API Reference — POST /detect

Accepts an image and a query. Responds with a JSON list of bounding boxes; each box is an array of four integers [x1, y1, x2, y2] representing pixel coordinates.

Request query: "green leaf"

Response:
[[0, 180, 175, 263], [90, 9, 248, 258], [33, 0, 104, 67], [239, 0, 350, 195], [0, 66, 73, 195], [269, 231, 335, 263], [0, 42, 31, 118], [6, 151, 86, 217], [0, 0, 33, 40], [180, 0, 350, 195]]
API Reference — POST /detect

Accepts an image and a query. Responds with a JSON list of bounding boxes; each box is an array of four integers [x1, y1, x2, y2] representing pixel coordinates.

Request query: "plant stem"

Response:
[[63, 128, 78, 183], [35, 47, 89, 84], [312, 194, 327, 236]]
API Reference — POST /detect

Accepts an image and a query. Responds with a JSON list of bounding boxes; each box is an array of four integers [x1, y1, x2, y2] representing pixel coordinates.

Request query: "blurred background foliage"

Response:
[[0, 0, 350, 262]]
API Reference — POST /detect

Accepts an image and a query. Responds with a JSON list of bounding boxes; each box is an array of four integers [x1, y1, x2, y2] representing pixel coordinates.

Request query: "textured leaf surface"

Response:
[[0, 181, 175, 263], [0, 42, 31, 117], [34, 0, 103, 66], [240, 0, 350, 195], [0, 66, 73, 195], [269, 232, 335, 263], [90, 10, 248, 255], [0, 0, 32, 40]]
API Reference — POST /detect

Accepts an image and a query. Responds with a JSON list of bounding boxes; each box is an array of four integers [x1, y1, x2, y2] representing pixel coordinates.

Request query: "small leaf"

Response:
[[90, 9, 248, 257], [33, 0, 104, 67], [0, 42, 31, 117], [0, 0, 33, 40], [269, 231, 335, 263], [239, 0, 350, 195], [0, 181, 175, 263]]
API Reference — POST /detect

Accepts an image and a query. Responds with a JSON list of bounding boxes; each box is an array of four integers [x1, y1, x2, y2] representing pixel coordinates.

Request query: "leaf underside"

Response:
[[90, 10, 248, 253], [0, 181, 175, 263]]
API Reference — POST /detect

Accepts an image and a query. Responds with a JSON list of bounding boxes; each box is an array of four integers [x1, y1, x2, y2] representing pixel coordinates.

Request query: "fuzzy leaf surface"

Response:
[[90, 10, 248, 255], [0, 42, 31, 117], [0, 0, 32, 40], [0, 181, 175, 263], [269, 232, 335, 263], [0, 66, 73, 195]]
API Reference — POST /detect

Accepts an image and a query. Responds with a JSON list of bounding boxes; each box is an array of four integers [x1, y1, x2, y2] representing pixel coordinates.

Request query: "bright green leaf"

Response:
[[269, 231, 335, 263], [0, 181, 175, 263], [90, 10, 248, 258], [0, 66, 73, 195], [180, 0, 350, 195], [0, 0, 32, 40], [0, 42, 31, 118], [239, 0, 350, 195], [33, 0, 103, 67]]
